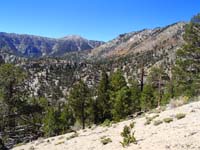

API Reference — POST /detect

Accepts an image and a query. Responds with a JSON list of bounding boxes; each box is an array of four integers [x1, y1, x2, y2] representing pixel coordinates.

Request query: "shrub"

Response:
[[43, 107, 61, 137], [46, 139, 50, 143], [163, 117, 173, 123], [153, 120, 163, 126], [101, 119, 111, 127], [149, 109, 161, 114], [100, 137, 112, 145], [144, 115, 159, 125], [120, 123, 137, 147], [129, 122, 135, 129], [66, 132, 79, 140], [145, 114, 159, 122], [144, 120, 151, 125], [55, 141, 64, 145], [175, 113, 186, 120]]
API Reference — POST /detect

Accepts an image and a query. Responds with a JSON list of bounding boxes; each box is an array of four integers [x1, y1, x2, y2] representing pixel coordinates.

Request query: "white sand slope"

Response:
[[13, 101, 200, 150]]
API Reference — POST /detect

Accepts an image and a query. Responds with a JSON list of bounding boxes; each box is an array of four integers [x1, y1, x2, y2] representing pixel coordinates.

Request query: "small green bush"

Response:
[[146, 114, 159, 122], [101, 119, 111, 127], [175, 113, 186, 120], [149, 109, 161, 114], [129, 122, 135, 129], [55, 141, 64, 145], [145, 114, 159, 125], [120, 123, 137, 147], [46, 139, 50, 143], [144, 120, 151, 125], [100, 135, 107, 139], [153, 120, 163, 126], [163, 117, 173, 123], [66, 132, 79, 140], [100, 137, 112, 145], [121, 125, 131, 138]]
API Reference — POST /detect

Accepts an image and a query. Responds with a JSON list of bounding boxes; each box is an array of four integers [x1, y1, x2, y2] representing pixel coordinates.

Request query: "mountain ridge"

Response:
[[89, 22, 186, 59], [0, 32, 104, 58], [0, 22, 187, 63]]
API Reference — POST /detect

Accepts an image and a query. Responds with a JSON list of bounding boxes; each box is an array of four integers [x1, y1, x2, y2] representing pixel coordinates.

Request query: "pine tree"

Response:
[[0, 64, 27, 130], [174, 14, 200, 96], [95, 70, 111, 124], [111, 87, 132, 121], [43, 107, 61, 137], [51, 82, 63, 106], [110, 69, 127, 92], [109, 69, 127, 104], [139, 61, 145, 92], [60, 104, 75, 133], [147, 66, 169, 107], [109, 69, 130, 120], [140, 84, 156, 111], [68, 80, 91, 129], [129, 79, 141, 112]]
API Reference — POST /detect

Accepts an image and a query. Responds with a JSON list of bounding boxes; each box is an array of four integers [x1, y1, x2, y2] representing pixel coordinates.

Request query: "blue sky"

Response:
[[0, 0, 199, 41]]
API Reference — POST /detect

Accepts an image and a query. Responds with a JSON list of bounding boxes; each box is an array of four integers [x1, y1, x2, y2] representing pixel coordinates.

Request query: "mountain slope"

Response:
[[0, 33, 104, 58], [13, 100, 200, 150], [89, 22, 186, 59], [0, 22, 185, 61]]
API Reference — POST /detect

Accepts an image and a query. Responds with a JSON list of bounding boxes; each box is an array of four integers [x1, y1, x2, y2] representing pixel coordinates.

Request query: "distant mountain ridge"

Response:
[[89, 22, 186, 59], [0, 22, 186, 61], [0, 32, 104, 58]]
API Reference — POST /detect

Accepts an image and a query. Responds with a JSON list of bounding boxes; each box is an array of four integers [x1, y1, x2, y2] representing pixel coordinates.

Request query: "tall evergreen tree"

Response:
[[68, 80, 91, 129], [43, 107, 61, 137], [147, 66, 169, 107], [140, 84, 156, 111], [109, 69, 136, 120], [174, 14, 200, 96], [111, 87, 132, 121], [109, 69, 127, 104], [59, 104, 75, 133], [0, 64, 27, 130], [110, 69, 127, 92], [139, 61, 145, 92], [129, 79, 141, 112], [95, 70, 111, 124]]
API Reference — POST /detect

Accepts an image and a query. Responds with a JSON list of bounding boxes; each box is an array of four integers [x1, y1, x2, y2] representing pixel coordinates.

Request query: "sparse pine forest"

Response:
[[0, 14, 200, 149]]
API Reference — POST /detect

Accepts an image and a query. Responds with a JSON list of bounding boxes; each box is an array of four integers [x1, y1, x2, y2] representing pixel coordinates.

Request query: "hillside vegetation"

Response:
[[0, 13, 200, 149], [13, 99, 200, 150]]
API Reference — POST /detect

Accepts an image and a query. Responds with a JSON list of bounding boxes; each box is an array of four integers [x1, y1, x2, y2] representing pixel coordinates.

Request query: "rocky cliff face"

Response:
[[0, 33, 104, 58]]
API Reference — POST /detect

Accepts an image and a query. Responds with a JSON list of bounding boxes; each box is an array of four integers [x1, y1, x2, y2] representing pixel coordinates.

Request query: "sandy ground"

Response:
[[13, 101, 200, 150]]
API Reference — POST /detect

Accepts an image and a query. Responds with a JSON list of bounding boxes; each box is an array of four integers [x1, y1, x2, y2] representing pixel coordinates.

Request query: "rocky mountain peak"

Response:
[[61, 35, 86, 41]]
